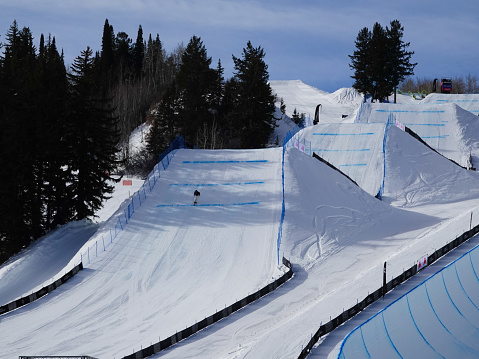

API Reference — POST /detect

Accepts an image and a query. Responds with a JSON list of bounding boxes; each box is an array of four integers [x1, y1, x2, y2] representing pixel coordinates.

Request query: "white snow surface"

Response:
[[421, 92, 479, 114], [357, 102, 479, 168], [1, 80, 479, 358], [270, 80, 362, 123]]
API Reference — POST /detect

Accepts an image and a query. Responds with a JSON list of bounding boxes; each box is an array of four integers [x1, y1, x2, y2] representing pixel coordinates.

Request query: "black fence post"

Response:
[[383, 261, 387, 298]]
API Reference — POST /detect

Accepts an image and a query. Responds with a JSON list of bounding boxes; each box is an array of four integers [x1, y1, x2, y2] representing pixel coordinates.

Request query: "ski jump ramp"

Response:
[[357, 102, 479, 169], [421, 93, 479, 115], [295, 123, 387, 197]]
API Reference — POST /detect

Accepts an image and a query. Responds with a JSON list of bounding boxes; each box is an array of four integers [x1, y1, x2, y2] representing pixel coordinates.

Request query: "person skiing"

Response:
[[194, 190, 200, 206]]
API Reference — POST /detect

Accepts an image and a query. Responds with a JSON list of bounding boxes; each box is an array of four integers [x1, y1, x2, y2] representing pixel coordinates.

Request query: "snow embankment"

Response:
[[384, 125, 479, 206]]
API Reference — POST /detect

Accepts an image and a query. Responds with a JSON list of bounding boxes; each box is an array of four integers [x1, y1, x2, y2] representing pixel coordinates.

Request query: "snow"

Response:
[[1, 80, 479, 358], [357, 102, 479, 168]]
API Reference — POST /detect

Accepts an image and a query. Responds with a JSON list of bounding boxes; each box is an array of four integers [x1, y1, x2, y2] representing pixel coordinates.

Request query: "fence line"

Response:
[[0, 263, 84, 316], [122, 257, 293, 359], [297, 223, 479, 359], [79, 136, 186, 268]]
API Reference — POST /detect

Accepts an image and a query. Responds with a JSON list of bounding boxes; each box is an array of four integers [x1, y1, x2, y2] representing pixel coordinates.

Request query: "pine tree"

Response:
[[67, 47, 121, 220], [147, 81, 179, 157], [349, 27, 372, 101], [232, 41, 276, 148], [369, 22, 389, 102], [386, 20, 417, 103], [39, 35, 72, 228], [0, 22, 39, 257], [350, 21, 416, 103], [133, 25, 144, 77], [100, 19, 115, 83], [176, 35, 216, 144], [291, 108, 305, 128]]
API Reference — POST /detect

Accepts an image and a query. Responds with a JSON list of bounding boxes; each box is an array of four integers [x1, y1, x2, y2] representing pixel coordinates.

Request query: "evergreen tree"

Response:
[[220, 77, 241, 148], [115, 31, 132, 78], [0, 22, 39, 256], [67, 47, 121, 220], [349, 27, 372, 101], [176, 35, 216, 144], [349, 21, 416, 103], [232, 41, 276, 148], [369, 22, 389, 102], [133, 25, 144, 77], [38, 35, 72, 229], [291, 108, 305, 128], [386, 20, 417, 103], [100, 19, 115, 82], [147, 81, 179, 157]]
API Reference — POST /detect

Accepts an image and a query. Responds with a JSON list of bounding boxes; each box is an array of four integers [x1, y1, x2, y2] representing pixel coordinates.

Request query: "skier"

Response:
[[194, 190, 200, 206]]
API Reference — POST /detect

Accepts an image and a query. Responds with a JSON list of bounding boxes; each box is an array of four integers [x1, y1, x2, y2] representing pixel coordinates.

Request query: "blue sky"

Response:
[[1, 0, 478, 92]]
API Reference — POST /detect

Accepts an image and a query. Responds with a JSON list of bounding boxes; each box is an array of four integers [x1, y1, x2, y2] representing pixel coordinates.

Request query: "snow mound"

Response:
[[331, 87, 363, 107], [421, 93, 479, 114], [357, 102, 479, 168], [269, 80, 361, 123], [282, 147, 434, 271], [384, 125, 479, 206], [291, 122, 386, 196]]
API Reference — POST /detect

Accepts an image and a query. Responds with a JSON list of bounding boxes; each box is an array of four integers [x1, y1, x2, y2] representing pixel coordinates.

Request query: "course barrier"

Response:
[[79, 136, 187, 267], [297, 223, 479, 358], [122, 257, 293, 359], [0, 262, 83, 316]]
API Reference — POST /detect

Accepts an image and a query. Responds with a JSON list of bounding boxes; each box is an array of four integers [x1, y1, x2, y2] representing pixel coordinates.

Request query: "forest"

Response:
[[0, 19, 278, 264]]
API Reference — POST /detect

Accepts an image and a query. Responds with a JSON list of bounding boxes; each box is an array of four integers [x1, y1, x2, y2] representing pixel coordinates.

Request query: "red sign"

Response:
[[417, 255, 428, 271], [123, 180, 133, 186]]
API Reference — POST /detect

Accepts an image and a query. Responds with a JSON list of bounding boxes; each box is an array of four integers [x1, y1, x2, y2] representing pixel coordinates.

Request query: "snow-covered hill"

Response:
[[1, 80, 479, 359]]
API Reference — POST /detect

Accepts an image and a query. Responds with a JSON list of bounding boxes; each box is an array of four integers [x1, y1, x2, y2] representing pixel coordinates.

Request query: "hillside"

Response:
[[1, 81, 479, 358]]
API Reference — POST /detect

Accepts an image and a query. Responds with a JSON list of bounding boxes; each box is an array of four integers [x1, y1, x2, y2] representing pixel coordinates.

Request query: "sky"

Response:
[[1, 1, 479, 92]]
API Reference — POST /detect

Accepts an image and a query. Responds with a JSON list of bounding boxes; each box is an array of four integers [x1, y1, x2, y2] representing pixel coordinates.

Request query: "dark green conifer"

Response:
[[67, 47, 121, 220], [176, 36, 216, 144], [232, 41, 276, 148]]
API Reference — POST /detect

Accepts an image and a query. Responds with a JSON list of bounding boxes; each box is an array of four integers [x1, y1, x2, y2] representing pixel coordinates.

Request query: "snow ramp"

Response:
[[384, 125, 479, 206], [421, 93, 479, 115], [338, 241, 479, 359], [297, 123, 386, 196], [357, 102, 479, 168], [0, 148, 283, 358], [270, 80, 362, 122]]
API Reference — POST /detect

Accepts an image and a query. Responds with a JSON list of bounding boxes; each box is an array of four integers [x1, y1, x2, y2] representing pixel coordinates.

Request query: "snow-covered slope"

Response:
[[270, 80, 361, 123], [384, 125, 479, 206], [0, 148, 283, 358], [2, 81, 479, 359], [421, 93, 479, 114], [357, 102, 479, 168], [299, 122, 386, 196]]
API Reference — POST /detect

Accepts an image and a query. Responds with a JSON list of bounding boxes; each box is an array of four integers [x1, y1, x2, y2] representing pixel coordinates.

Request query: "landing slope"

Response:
[[358, 102, 479, 168], [421, 93, 479, 114], [0, 148, 283, 359], [298, 123, 386, 196], [156, 148, 440, 359], [384, 125, 479, 206]]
